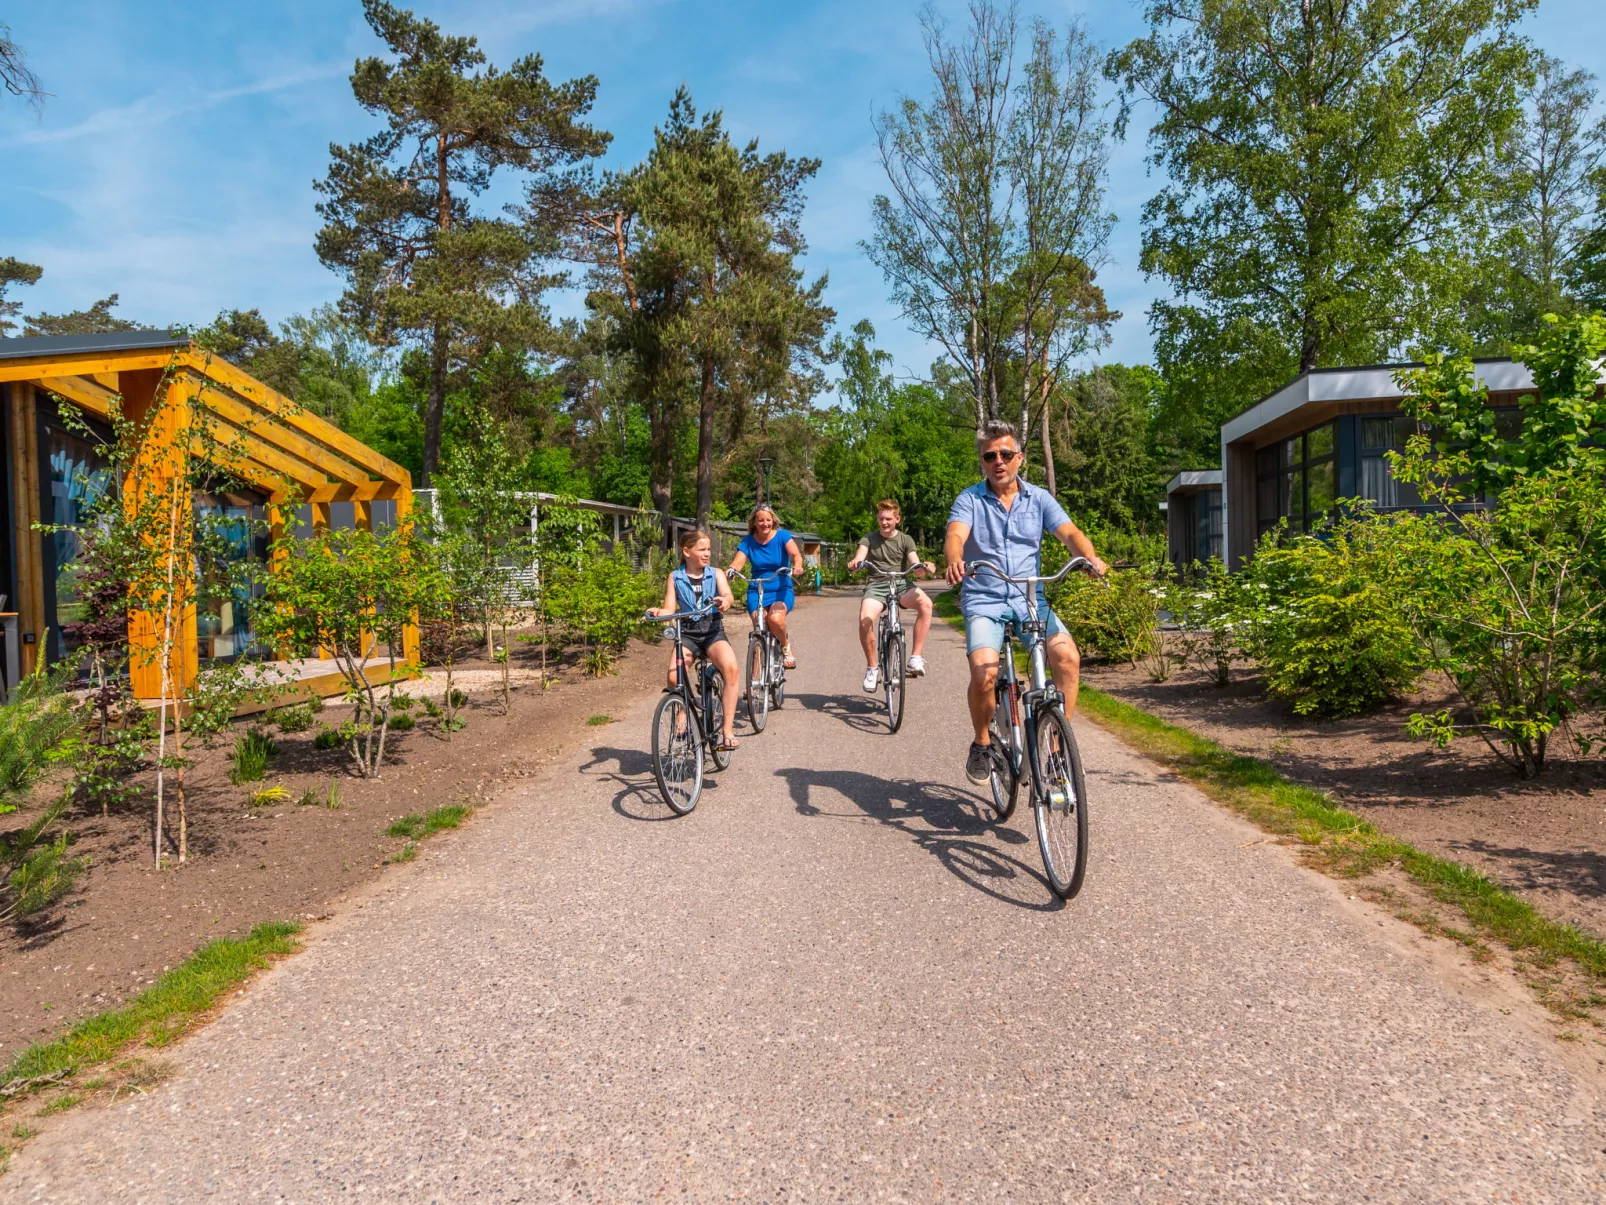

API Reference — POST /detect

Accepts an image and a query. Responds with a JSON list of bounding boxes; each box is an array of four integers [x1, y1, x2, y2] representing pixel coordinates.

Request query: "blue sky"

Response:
[[2, 0, 1602, 388]]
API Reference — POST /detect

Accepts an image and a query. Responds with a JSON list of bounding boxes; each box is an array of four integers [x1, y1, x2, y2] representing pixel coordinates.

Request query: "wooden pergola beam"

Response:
[[0, 353, 181, 383]]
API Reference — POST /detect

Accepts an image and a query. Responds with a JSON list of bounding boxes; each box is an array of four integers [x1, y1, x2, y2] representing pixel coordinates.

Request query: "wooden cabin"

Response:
[[0, 330, 415, 702]]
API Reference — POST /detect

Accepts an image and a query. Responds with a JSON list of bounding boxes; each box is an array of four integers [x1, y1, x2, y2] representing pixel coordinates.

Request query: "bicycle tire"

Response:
[[745, 636, 771, 732], [987, 710, 1020, 821], [1033, 708, 1089, 899], [651, 692, 703, 816], [884, 630, 906, 733], [771, 636, 786, 709], [706, 671, 731, 771]]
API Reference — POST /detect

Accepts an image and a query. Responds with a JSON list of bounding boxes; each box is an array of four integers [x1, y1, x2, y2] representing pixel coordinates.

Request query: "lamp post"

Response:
[[757, 457, 775, 506]]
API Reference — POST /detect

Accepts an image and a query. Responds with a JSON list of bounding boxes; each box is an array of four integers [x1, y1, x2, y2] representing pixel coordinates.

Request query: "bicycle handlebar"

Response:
[[728, 567, 792, 585], [964, 557, 1097, 587], [859, 564, 932, 579], [644, 602, 721, 622]]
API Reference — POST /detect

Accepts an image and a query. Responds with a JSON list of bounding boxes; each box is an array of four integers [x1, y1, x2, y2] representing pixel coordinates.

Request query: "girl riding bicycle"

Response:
[[649, 528, 741, 751]]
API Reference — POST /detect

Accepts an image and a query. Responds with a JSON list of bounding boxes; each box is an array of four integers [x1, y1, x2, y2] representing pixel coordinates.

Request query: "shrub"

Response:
[[1239, 530, 1423, 718], [1047, 568, 1159, 664], [1170, 557, 1250, 687], [268, 699, 321, 733], [312, 726, 342, 752], [388, 712, 416, 732], [228, 730, 277, 785]]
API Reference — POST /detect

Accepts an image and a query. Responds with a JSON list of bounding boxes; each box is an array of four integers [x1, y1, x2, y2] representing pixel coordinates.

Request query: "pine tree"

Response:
[[315, 0, 609, 484]]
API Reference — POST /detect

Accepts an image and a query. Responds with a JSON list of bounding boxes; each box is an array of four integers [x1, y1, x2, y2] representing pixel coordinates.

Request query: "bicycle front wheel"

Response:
[[745, 636, 771, 732], [652, 692, 704, 816], [884, 630, 906, 733], [1033, 708, 1088, 899]]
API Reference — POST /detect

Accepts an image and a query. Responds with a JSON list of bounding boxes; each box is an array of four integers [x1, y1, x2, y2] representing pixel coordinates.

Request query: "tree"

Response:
[[0, 256, 41, 335], [1463, 55, 1606, 345], [1109, 0, 1534, 439], [867, 3, 1115, 438], [24, 294, 139, 337], [315, 0, 609, 485], [1, 20, 44, 113], [571, 90, 831, 527], [1052, 364, 1166, 533]]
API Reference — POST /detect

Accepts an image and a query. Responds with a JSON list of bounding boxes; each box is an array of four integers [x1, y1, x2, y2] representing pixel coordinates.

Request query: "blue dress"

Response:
[[737, 528, 796, 613]]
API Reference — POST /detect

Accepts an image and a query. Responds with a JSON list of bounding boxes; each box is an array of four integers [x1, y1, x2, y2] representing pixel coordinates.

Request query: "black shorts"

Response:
[[680, 619, 729, 659]]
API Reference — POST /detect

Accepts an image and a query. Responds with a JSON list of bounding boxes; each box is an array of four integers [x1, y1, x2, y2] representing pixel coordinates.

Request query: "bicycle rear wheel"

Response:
[[770, 636, 786, 709], [1033, 708, 1089, 899], [651, 692, 704, 816], [745, 636, 771, 732], [884, 630, 906, 733], [706, 670, 731, 771]]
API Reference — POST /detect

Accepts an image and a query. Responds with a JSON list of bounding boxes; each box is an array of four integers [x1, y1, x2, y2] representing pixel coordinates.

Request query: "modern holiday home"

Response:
[[0, 329, 415, 701]]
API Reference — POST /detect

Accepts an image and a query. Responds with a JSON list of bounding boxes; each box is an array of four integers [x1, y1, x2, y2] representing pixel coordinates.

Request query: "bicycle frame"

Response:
[[967, 557, 1090, 784], [730, 568, 790, 659], [650, 605, 723, 743]]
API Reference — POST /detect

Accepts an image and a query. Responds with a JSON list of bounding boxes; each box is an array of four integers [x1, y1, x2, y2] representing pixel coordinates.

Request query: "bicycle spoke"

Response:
[[1034, 710, 1088, 899]]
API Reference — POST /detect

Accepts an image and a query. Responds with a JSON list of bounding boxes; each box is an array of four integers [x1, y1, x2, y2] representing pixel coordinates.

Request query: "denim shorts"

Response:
[[964, 609, 1069, 655]]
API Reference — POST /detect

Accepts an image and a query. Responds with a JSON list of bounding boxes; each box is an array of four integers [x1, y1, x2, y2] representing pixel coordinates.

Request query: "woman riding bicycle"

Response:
[[649, 528, 741, 751], [727, 504, 805, 669]]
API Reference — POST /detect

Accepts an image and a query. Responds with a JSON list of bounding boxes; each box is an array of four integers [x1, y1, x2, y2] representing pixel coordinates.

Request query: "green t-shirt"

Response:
[[859, 529, 919, 577]]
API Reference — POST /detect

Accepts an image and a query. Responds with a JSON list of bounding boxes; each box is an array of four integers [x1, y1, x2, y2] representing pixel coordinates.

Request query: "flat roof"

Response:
[[0, 329, 188, 361], [1219, 358, 1549, 446], [1165, 469, 1222, 495]]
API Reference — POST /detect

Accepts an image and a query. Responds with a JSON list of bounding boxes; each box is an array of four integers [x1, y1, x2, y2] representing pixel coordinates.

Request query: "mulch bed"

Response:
[[0, 628, 667, 1067], [1083, 656, 1606, 940]]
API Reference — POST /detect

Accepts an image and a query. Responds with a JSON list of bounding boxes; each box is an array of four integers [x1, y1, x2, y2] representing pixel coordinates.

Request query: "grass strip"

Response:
[[1076, 685, 1606, 979], [3, 922, 302, 1086], [386, 803, 471, 840], [934, 583, 1606, 979]]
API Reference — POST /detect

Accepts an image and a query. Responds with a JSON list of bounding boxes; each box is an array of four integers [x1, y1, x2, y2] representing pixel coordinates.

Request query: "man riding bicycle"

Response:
[[847, 499, 935, 693], [944, 419, 1107, 786]]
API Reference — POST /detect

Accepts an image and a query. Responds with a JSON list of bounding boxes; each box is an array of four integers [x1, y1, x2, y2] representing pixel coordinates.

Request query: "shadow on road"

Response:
[[774, 766, 1061, 912], [579, 744, 720, 823], [788, 691, 892, 736]]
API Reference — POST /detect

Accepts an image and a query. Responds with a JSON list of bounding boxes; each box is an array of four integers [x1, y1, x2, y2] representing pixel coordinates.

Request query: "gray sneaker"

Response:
[[965, 741, 993, 785]]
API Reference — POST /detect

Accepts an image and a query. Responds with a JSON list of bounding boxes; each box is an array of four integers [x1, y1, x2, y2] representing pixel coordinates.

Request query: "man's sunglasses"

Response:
[[981, 449, 1019, 464]]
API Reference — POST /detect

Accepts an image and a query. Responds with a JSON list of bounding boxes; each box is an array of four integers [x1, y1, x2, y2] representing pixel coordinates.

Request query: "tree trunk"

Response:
[[695, 351, 716, 526], [422, 325, 448, 486], [174, 706, 186, 864], [1038, 344, 1056, 496]]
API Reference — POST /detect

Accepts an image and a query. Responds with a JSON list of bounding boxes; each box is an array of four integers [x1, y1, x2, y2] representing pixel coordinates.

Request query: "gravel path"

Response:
[[7, 591, 1604, 1202]]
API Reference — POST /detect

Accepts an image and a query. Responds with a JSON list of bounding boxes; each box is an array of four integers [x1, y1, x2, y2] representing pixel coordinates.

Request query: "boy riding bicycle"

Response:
[[944, 420, 1107, 785], [847, 499, 936, 693]]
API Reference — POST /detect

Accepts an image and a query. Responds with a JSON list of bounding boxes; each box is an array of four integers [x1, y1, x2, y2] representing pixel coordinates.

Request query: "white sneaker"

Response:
[[863, 666, 880, 693], [907, 655, 926, 677]]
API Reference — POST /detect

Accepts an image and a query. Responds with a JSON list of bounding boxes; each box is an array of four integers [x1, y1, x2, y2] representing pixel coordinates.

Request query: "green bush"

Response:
[[1047, 568, 1159, 664], [388, 712, 416, 732], [1170, 557, 1251, 687], [228, 729, 277, 785], [1239, 530, 1423, 718], [313, 725, 342, 752], [269, 698, 322, 733]]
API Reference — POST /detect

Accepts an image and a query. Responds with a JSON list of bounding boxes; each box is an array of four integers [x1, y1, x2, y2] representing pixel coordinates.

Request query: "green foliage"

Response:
[[258, 525, 450, 777], [1110, 0, 1535, 455], [388, 712, 416, 732], [1363, 318, 1606, 774], [186, 661, 272, 749], [1239, 530, 1424, 718], [268, 698, 322, 733], [544, 548, 659, 669], [228, 730, 277, 786], [312, 726, 343, 752], [1047, 569, 1159, 665], [386, 804, 471, 840], [1052, 365, 1168, 533], [4, 922, 302, 1084], [0, 661, 83, 815], [316, 0, 608, 480], [1169, 557, 1249, 687], [814, 322, 976, 545]]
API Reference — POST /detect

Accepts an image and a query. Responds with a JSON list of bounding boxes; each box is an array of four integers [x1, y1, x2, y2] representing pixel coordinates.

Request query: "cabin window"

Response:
[[1256, 421, 1336, 535]]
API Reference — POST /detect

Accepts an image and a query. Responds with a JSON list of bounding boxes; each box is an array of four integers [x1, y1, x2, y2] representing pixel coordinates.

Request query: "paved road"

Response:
[[9, 591, 1605, 1202]]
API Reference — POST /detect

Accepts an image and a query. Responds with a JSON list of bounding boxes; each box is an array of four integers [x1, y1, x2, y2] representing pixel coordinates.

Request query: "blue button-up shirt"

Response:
[[948, 479, 1072, 619]]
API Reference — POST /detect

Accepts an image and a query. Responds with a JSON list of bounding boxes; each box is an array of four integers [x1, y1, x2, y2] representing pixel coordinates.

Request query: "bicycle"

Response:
[[967, 557, 1099, 900], [645, 602, 732, 816], [729, 568, 790, 733], [860, 564, 930, 734]]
